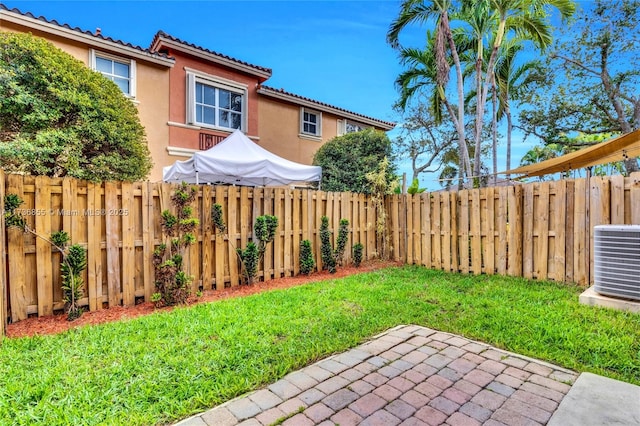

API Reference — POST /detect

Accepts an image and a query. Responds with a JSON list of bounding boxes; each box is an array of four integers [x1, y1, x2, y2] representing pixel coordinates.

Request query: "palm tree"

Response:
[[470, 0, 576, 181], [495, 39, 540, 179], [388, 0, 473, 186]]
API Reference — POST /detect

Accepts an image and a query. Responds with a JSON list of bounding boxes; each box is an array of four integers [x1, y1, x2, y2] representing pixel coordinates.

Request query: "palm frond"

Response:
[[387, 0, 439, 48]]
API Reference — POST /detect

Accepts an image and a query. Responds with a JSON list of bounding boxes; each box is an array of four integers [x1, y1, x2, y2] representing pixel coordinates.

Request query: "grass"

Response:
[[1, 265, 639, 425]]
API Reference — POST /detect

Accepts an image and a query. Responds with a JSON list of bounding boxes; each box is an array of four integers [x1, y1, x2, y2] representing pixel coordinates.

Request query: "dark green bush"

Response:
[[208, 207, 277, 285], [320, 216, 336, 273], [0, 32, 151, 181], [300, 240, 316, 275], [61, 244, 87, 321], [211, 204, 227, 233], [319, 216, 350, 273], [237, 242, 259, 284], [353, 243, 364, 267], [313, 128, 395, 193], [153, 183, 199, 306], [335, 219, 349, 265]]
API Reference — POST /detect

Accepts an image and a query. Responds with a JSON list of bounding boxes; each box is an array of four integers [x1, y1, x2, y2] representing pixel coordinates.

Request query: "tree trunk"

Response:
[[600, 42, 638, 174], [474, 56, 484, 185], [506, 104, 513, 180], [491, 78, 498, 186], [444, 13, 473, 187]]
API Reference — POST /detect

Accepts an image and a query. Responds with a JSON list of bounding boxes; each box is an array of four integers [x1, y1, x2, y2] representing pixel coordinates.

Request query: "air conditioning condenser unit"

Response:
[[593, 225, 640, 301]]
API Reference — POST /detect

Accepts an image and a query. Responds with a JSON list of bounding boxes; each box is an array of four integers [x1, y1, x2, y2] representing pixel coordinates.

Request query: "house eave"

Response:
[[0, 9, 174, 67], [153, 36, 271, 80], [257, 87, 395, 130]]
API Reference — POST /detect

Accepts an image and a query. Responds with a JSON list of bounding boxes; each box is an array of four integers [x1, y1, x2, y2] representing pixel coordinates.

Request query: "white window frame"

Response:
[[300, 107, 322, 137], [186, 70, 248, 132], [89, 49, 136, 98], [337, 119, 367, 136]]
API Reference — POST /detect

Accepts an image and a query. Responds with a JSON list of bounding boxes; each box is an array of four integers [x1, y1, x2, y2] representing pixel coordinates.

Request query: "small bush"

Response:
[[320, 216, 336, 273], [211, 204, 226, 234], [209, 207, 277, 285], [319, 216, 350, 273], [153, 183, 198, 306], [300, 240, 315, 275], [4, 194, 25, 229], [237, 242, 260, 284], [353, 243, 364, 267], [335, 219, 349, 265], [3, 198, 86, 320], [61, 244, 87, 321]]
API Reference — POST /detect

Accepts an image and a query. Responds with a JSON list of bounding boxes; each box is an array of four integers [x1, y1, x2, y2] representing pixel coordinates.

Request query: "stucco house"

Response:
[[0, 4, 175, 180], [0, 4, 395, 181]]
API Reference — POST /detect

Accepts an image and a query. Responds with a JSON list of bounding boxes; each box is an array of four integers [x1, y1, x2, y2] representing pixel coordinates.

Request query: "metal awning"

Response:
[[502, 129, 640, 178]]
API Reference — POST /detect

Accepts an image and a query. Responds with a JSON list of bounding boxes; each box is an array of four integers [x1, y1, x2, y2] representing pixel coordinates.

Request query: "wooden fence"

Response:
[[2, 174, 379, 326], [387, 173, 640, 283], [1, 172, 640, 331]]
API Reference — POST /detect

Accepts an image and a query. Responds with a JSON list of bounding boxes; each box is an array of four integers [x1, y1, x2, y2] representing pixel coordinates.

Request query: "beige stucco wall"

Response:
[[258, 96, 341, 165], [0, 22, 171, 181]]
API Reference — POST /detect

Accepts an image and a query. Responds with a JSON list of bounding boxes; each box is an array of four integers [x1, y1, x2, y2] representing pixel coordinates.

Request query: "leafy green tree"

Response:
[[0, 32, 152, 181], [519, 0, 640, 173], [394, 103, 458, 183], [313, 128, 395, 193]]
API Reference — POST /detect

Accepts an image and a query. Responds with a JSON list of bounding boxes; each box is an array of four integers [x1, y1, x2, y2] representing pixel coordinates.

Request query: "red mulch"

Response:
[[6, 260, 400, 339]]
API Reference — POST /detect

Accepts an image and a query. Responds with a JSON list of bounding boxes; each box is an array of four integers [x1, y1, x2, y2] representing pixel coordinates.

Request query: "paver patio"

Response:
[[174, 325, 600, 426]]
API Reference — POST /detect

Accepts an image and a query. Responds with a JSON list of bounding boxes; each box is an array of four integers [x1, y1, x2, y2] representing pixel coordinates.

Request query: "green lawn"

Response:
[[1, 266, 639, 425]]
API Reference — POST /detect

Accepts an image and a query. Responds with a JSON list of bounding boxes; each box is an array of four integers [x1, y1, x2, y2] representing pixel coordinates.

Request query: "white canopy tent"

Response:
[[162, 130, 322, 187]]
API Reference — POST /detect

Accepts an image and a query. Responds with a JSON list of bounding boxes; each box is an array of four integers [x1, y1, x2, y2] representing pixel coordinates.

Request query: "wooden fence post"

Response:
[[0, 170, 6, 338]]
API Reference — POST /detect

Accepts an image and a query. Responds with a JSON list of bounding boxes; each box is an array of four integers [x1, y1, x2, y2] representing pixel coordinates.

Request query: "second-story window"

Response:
[[195, 82, 243, 129], [187, 71, 247, 132], [301, 108, 321, 137], [90, 50, 136, 97], [338, 119, 367, 136]]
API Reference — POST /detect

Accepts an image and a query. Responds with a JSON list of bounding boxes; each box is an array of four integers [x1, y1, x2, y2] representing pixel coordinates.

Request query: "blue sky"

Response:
[[4, 1, 590, 189]]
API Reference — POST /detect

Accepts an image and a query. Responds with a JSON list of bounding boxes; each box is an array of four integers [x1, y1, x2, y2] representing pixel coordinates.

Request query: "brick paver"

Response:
[[174, 325, 579, 426]]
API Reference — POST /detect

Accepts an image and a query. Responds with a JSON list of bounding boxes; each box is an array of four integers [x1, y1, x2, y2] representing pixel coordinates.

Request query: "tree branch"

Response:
[[551, 54, 600, 77]]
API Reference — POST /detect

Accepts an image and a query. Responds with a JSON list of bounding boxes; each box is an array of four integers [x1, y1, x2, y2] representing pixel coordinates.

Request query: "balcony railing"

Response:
[[199, 133, 225, 150]]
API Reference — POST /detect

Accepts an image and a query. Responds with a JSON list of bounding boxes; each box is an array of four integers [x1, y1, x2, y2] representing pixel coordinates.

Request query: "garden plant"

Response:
[[211, 203, 278, 284], [153, 183, 199, 306], [4, 194, 87, 320]]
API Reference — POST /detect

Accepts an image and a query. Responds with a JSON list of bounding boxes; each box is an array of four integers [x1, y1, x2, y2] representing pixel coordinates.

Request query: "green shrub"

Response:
[[4, 194, 25, 229], [61, 244, 87, 321], [353, 243, 364, 267], [313, 128, 395, 193], [3, 198, 86, 320], [319, 216, 350, 273], [0, 32, 151, 181], [320, 216, 336, 273], [300, 240, 316, 275], [335, 219, 350, 265], [237, 242, 260, 284], [211, 204, 227, 234], [211, 207, 277, 285], [153, 183, 199, 306]]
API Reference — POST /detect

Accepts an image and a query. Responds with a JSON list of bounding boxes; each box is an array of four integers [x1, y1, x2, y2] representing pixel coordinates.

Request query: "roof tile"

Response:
[[259, 85, 395, 129], [151, 30, 272, 75], [0, 4, 171, 60]]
